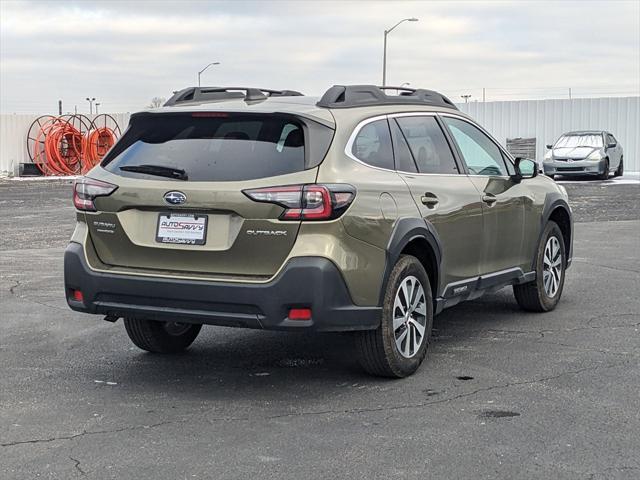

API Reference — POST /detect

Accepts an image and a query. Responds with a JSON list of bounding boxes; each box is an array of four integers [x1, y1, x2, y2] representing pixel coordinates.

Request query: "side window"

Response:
[[395, 116, 459, 174], [442, 117, 507, 176], [606, 134, 616, 146], [351, 119, 394, 170], [389, 119, 417, 173]]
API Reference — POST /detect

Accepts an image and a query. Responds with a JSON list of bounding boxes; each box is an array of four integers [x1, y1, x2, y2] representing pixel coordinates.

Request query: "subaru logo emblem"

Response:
[[164, 191, 187, 205]]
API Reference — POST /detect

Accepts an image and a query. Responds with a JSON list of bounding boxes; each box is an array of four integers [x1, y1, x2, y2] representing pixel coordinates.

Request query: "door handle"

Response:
[[421, 193, 439, 207], [482, 194, 497, 205]]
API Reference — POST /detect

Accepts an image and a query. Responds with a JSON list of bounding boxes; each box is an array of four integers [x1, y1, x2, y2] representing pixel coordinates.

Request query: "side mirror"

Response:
[[514, 157, 537, 182], [546, 144, 553, 149], [607, 143, 616, 149]]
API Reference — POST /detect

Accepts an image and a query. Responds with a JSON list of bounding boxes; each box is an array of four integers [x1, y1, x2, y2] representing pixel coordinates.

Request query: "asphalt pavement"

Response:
[[1, 176, 639, 479]]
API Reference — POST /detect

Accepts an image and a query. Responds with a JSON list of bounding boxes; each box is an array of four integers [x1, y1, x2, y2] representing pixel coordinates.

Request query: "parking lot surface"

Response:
[[1, 177, 639, 479]]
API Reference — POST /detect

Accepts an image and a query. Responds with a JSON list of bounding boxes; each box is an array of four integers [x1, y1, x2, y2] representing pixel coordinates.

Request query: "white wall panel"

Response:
[[1, 98, 638, 176], [458, 97, 639, 171], [0, 113, 130, 176]]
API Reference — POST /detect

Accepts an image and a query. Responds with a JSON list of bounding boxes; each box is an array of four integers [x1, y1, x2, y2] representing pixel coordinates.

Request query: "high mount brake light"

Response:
[[190, 112, 229, 118], [243, 184, 355, 221], [73, 177, 118, 211]]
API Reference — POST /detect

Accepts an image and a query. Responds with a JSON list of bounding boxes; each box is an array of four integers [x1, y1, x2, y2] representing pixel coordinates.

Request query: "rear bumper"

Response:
[[64, 242, 380, 332]]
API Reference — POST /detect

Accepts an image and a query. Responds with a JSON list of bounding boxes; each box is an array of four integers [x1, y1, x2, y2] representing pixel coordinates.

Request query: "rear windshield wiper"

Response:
[[119, 164, 188, 180]]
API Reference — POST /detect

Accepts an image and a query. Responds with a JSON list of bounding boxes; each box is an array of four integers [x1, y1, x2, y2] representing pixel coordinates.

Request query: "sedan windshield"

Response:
[[554, 134, 603, 148]]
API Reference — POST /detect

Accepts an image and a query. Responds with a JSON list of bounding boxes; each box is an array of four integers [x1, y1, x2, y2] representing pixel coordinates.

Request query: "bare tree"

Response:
[[147, 97, 166, 108]]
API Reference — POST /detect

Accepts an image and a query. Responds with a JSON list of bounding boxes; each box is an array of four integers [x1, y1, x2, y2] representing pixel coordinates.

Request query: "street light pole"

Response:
[[86, 97, 96, 114], [382, 18, 418, 86], [95, 103, 101, 114], [198, 61, 221, 87], [461, 94, 472, 103]]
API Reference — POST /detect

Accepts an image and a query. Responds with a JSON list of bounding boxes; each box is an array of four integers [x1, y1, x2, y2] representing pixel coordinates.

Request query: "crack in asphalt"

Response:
[[241, 360, 632, 422], [6, 279, 69, 311], [1, 360, 630, 449], [537, 340, 639, 357], [69, 456, 86, 476], [1, 420, 176, 448], [573, 259, 640, 274], [8, 279, 21, 294]]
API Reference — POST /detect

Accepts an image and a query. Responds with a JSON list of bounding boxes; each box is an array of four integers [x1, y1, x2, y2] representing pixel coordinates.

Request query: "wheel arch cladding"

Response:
[[539, 193, 573, 269], [380, 217, 442, 305], [549, 207, 571, 264]]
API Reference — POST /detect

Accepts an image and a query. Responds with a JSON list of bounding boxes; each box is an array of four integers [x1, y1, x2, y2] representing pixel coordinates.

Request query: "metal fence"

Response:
[[1, 97, 638, 176]]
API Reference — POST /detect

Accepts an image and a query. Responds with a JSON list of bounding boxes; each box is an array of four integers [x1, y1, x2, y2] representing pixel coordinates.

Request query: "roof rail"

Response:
[[316, 85, 458, 110], [164, 87, 304, 106]]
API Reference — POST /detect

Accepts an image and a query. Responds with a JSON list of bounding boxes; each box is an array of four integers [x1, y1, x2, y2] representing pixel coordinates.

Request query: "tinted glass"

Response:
[[351, 119, 394, 170], [389, 119, 417, 172], [443, 117, 507, 176], [102, 113, 309, 182], [396, 116, 458, 174], [606, 134, 616, 145]]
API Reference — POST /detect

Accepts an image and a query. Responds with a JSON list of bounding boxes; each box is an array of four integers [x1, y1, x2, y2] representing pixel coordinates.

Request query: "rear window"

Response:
[[102, 113, 330, 182]]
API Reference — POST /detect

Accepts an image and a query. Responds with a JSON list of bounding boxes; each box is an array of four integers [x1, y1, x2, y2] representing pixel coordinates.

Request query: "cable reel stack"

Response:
[[26, 114, 122, 175]]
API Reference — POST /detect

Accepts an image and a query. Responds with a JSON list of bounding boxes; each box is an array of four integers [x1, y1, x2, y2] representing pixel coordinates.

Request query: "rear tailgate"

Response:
[[82, 111, 333, 279]]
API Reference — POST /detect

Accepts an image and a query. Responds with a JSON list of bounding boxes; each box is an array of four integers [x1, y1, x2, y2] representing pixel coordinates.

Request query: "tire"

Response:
[[614, 157, 623, 177], [513, 221, 566, 312], [355, 255, 433, 378], [124, 318, 202, 353], [598, 159, 609, 180]]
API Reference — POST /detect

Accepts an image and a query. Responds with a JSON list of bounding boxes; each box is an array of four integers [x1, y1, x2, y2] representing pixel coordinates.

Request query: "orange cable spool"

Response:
[[27, 114, 120, 176]]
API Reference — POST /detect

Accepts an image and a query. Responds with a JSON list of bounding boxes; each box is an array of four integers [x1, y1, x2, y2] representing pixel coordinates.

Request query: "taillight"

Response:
[[243, 184, 355, 221], [73, 177, 118, 211]]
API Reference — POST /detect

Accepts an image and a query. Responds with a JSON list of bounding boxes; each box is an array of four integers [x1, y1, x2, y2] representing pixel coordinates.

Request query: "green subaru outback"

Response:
[[65, 85, 572, 377]]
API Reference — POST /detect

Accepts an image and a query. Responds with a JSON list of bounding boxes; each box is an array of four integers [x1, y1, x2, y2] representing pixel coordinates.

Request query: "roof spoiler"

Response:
[[164, 87, 304, 106]]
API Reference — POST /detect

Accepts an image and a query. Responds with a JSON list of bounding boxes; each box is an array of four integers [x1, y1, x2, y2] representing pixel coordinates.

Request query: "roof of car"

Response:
[[144, 95, 335, 126], [563, 130, 606, 135], [145, 85, 459, 126]]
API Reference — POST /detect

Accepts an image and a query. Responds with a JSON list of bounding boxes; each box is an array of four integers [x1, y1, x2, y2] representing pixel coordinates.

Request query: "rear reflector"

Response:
[[288, 308, 312, 320], [71, 289, 84, 302]]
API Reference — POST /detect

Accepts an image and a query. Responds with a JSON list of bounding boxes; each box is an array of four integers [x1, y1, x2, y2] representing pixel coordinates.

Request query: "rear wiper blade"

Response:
[[119, 164, 188, 180]]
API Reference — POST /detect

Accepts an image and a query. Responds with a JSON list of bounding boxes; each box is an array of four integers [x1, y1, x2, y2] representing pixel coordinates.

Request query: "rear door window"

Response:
[[395, 116, 459, 174], [389, 119, 417, 173], [102, 113, 326, 182], [351, 119, 394, 170]]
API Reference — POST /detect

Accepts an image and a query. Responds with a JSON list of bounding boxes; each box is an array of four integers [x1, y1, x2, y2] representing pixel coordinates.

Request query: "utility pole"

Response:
[[461, 94, 472, 103], [58, 100, 62, 115], [95, 103, 100, 114], [482, 88, 486, 103], [569, 88, 572, 100]]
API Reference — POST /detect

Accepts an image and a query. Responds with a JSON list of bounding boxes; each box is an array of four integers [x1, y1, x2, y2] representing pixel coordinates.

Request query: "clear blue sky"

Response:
[[1, 0, 639, 113]]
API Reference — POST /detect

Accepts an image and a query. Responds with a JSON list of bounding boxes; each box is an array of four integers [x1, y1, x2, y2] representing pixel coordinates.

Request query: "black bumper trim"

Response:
[[64, 243, 381, 332]]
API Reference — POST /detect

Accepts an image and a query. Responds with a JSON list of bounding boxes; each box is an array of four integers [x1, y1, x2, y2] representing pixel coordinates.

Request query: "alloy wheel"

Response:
[[543, 236, 563, 297], [393, 276, 427, 358]]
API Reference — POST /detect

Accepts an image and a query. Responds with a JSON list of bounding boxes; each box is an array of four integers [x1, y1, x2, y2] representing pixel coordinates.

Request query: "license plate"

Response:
[[156, 213, 207, 245]]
